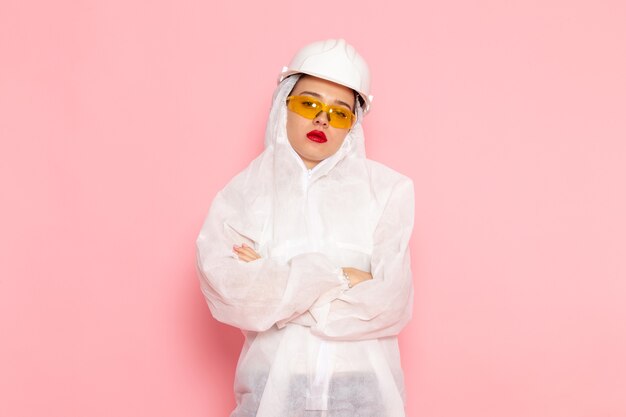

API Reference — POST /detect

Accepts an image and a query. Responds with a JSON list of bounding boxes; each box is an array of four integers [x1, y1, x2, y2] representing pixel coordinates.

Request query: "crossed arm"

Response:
[[232, 243, 373, 288], [198, 177, 414, 339]]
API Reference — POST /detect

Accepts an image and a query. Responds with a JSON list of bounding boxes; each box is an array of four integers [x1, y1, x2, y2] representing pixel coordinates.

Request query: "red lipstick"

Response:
[[306, 130, 327, 143]]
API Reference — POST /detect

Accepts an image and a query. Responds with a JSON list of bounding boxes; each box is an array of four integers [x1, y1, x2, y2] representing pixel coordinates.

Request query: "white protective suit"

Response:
[[195, 74, 415, 417]]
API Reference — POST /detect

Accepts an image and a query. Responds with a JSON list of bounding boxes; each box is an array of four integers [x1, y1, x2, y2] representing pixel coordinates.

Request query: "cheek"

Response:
[[329, 129, 350, 148], [285, 113, 297, 142], [286, 112, 302, 136]]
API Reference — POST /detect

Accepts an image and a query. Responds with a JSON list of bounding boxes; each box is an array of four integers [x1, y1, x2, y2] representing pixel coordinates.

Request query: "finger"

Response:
[[235, 251, 257, 262], [233, 244, 255, 253], [234, 243, 261, 261], [233, 246, 259, 262], [244, 248, 261, 259], [237, 254, 255, 262], [233, 245, 243, 254], [239, 244, 261, 259]]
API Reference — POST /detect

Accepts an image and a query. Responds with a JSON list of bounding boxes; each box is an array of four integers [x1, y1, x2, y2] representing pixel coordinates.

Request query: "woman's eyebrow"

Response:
[[298, 91, 353, 111]]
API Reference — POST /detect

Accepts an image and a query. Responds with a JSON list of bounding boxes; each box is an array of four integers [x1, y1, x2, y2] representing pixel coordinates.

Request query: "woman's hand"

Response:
[[342, 267, 373, 288], [233, 243, 261, 262]]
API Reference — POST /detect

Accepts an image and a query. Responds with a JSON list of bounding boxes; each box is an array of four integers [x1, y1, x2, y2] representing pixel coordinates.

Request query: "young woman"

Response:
[[196, 38, 415, 417]]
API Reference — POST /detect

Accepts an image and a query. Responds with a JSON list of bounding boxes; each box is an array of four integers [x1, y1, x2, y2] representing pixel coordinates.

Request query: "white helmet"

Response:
[[278, 39, 373, 113]]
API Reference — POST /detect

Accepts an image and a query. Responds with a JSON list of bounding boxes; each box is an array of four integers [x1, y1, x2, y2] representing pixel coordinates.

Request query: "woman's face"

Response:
[[286, 75, 356, 170]]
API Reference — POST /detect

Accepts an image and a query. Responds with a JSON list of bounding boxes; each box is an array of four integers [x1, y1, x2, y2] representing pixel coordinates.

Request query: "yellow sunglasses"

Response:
[[286, 95, 356, 129]]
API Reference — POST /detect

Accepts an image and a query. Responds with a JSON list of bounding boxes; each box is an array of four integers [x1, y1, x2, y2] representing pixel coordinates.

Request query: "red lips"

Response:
[[306, 130, 327, 143]]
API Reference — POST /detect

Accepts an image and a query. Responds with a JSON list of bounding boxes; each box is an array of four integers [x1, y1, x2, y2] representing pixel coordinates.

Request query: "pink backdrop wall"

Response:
[[1, 0, 625, 416]]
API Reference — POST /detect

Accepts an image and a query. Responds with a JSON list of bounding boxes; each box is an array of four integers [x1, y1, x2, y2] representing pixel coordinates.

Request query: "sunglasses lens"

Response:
[[287, 96, 354, 129], [327, 108, 352, 129], [287, 96, 320, 119]]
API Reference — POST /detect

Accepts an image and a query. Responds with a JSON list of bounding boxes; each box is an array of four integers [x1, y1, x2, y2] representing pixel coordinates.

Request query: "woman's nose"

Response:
[[313, 111, 329, 127]]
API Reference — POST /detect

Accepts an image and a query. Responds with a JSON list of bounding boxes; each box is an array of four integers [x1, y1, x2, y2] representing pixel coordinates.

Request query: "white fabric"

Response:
[[196, 74, 415, 417]]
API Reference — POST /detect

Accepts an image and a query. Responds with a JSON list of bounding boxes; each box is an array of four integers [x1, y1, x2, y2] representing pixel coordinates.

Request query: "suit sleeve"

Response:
[[195, 190, 347, 332], [308, 177, 415, 341]]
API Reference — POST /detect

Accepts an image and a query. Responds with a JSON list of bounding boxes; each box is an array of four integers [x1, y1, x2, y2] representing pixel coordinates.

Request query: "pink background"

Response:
[[1, 0, 625, 416]]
